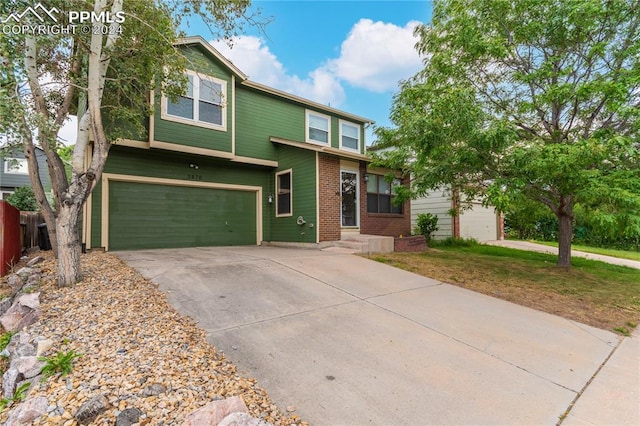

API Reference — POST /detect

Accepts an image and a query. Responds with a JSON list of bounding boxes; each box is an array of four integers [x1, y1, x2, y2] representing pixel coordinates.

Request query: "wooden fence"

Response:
[[20, 211, 44, 249]]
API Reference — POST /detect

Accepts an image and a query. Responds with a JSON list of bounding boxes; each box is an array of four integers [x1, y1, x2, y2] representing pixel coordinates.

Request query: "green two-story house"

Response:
[[82, 36, 411, 251]]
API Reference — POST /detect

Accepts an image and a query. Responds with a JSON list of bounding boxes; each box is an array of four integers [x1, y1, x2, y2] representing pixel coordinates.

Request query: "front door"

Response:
[[341, 170, 359, 227]]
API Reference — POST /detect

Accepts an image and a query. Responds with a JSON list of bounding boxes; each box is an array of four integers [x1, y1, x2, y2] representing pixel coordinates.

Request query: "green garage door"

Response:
[[109, 181, 257, 250]]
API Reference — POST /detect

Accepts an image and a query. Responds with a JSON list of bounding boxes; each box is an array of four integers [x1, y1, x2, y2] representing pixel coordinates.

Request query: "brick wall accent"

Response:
[[394, 235, 426, 252], [318, 154, 341, 241], [359, 164, 411, 237]]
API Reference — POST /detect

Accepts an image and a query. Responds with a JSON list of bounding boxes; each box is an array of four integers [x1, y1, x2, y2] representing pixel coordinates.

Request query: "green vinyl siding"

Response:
[[103, 146, 268, 186], [330, 116, 339, 149], [109, 181, 256, 250], [269, 146, 317, 243], [235, 87, 303, 160], [154, 46, 233, 153]]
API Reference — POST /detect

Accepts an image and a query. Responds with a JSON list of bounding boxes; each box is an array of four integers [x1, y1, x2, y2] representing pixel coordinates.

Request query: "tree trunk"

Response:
[[56, 203, 83, 287], [557, 212, 573, 269]]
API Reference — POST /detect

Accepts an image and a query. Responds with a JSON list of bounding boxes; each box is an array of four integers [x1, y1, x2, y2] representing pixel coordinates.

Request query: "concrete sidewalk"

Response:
[[563, 327, 640, 425], [117, 246, 638, 425], [485, 239, 640, 269]]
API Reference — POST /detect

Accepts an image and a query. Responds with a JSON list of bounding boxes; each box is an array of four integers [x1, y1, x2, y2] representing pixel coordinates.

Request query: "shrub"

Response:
[[39, 350, 82, 378], [415, 213, 439, 241], [6, 186, 38, 211]]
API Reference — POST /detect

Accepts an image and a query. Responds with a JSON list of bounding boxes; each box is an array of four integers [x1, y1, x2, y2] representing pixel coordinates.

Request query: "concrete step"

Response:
[[325, 234, 394, 254], [333, 240, 367, 251]]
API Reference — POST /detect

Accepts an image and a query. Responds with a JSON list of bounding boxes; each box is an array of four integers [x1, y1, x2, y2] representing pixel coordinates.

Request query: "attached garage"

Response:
[[101, 174, 262, 250], [459, 202, 499, 242]]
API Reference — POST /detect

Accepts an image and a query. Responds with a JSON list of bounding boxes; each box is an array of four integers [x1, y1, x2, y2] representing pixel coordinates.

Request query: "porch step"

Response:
[[323, 234, 394, 254]]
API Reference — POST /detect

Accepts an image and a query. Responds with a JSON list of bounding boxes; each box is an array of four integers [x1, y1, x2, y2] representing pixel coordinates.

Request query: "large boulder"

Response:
[[182, 396, 248, 426], [0, 293, 41, 332], [4, 396, 48, 426], [2, 367, 24, 399], [219, 412, 272, 426]]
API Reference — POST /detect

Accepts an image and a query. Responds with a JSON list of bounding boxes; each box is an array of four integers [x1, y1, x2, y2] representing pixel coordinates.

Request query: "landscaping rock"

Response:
[[219, 412, 273, 426], [16, 293, 39, 310], [74, 394, 109, 425], [116, 407, 142, 426], [35, 338, 54, 356], [141, 383, 166, 397], [26, 257, 45, 267], [2, 367, 25, 399], [25, 273, 41, 288], [14, 343, 36, 358], [4, 396, 48, 426], [182, 396, 248, 426], [0, 297, 13, 316], [0, 293, 41, 332], [6, 274, 23, 290], [15, 268, 35, 280], [1, 334, 36, 359], [12, 356, 45, 379]]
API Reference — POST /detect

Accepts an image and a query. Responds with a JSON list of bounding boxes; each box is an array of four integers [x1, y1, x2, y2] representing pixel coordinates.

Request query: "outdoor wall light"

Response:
[[189, 163, 199, 170], [268, 194, 273, 203], [363, 173, 369, 182]]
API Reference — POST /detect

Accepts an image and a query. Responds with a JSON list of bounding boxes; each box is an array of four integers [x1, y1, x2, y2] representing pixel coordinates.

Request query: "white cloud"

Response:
[[212, 36, 345, 106], [328, 19, 424, 92], [58, 115, 77, 146], [212, 18, 423, 107]]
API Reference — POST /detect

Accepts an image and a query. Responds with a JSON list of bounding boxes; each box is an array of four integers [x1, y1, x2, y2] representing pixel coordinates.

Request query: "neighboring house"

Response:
[[0, 146, 50, 201], [82, 36, 411, 251], [411, 188, 503, 242]]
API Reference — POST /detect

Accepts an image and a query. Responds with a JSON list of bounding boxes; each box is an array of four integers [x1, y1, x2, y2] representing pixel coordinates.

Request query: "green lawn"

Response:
[[369, 244, 640, 335], [531, 240, 640, 261]]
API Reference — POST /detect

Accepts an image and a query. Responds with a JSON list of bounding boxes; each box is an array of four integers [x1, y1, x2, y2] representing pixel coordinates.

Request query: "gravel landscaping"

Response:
[[0, 251, 305, 425]]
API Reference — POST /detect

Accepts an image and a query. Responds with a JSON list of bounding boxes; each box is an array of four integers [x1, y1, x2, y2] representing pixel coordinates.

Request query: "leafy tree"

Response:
[[376, 0, 640, 268], [0, 0, 264, 286], [503, 194, 558, 241], [6, 186, 38, 211], [57, 144, 74, 181]]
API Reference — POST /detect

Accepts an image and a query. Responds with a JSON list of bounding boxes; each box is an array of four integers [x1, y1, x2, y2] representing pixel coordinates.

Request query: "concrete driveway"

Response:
[[116, 246, 632, 425]]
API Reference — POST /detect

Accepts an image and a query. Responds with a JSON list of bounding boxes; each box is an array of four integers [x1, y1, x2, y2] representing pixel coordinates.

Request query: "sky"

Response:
[[192, 0, 433, 145], [57, 0, 434, 146]]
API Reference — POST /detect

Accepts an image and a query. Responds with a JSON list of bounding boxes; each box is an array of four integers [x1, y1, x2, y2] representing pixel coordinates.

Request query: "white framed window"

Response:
[[2, 191, 14, 200], [3, 158, 28, 174], [275, 169, 293, 217], [339, 120, 361, 152], [306, 110, 330, 145], [161, 71, 227, 131]]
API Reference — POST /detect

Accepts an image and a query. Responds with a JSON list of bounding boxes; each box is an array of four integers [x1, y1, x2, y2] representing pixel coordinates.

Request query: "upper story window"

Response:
[[339, 120, 361, 152], [306, 111, 330, 144], [162, 71, 227, 131], [4, 158, 28, 174], [366, 175, 403, 214]]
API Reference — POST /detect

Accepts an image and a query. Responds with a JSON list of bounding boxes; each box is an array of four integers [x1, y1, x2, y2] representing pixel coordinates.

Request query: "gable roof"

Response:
[[176, 36, 248, 80], [175, 36, 374, 125]]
